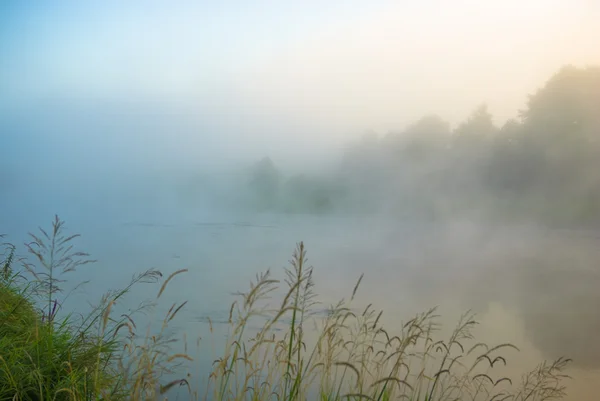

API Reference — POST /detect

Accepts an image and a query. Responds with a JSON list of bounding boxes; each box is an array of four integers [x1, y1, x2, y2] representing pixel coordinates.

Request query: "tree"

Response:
[[484, 65, 600, 224], [524, 67, 599, 182], [400, 115, 451, 162], [281, 175, 334, 214], [453, 104, 497, 144], [248, 157, 282, 210], [520, 65, 600, 139]]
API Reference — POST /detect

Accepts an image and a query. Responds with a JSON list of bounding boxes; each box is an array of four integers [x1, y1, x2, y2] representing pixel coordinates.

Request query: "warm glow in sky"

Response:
[[1, 0, 599, 136]]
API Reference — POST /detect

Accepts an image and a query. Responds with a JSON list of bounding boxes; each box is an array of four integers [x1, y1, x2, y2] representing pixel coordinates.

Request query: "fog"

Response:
[[2, 1, 600, 400]]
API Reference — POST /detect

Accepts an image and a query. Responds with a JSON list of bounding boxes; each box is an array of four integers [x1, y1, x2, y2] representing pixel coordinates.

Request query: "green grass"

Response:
[[0, 217, 571, 400]]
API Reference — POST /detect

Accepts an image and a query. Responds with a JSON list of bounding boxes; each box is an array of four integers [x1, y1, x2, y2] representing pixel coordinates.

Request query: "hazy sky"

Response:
[[1, 0, 599, 136]]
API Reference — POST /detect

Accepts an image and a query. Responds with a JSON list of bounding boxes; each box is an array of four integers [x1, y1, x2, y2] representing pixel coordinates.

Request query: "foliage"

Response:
[[0, 218, 179, 400], [247, 158, 338, 214], [263, 65, 600, 225], [248, 157, 283, 211], [281, 175, 336, 214]]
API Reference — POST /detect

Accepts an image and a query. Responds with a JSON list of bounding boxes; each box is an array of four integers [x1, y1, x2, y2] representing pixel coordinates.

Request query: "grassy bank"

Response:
[[0, 217, 570, 400]]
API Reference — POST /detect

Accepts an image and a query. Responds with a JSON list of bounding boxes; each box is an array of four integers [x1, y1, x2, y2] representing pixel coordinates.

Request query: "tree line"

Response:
[[247, 65, 600, 226]]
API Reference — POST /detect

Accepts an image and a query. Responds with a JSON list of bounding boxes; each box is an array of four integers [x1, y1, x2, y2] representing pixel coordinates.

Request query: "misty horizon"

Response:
[[2, 2, 600, 401]]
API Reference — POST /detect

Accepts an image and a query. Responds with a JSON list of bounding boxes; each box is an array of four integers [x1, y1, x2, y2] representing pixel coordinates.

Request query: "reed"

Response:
[[0, 218, 571, 400]]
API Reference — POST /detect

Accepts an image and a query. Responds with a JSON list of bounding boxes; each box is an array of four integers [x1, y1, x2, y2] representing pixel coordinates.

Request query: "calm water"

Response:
[[3, 203, 600, 400]]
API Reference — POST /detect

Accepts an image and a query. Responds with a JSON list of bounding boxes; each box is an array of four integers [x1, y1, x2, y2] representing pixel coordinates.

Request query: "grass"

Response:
[[0, 217, 571, 400]]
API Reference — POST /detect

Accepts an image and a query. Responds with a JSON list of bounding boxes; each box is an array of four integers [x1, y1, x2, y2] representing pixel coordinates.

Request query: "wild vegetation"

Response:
[[0, 217, 572, 400], [246, 65, 600, 226]]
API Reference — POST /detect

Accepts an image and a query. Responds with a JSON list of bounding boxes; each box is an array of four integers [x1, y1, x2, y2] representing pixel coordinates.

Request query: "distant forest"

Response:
[[246, 65, 600, 226]]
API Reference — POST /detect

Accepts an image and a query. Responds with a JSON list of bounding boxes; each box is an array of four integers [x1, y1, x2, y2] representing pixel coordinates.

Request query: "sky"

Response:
[[1, 0, 600, 138]]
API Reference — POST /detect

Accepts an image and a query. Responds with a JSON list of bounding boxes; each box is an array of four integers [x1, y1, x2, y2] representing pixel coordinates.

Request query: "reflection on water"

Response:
[[10, 213, 600, 400]]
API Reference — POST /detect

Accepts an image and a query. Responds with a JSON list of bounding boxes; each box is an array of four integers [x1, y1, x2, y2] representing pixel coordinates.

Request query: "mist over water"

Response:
[[4, 153, 600, 400], [2, 2, 600, 400], [3, 91, 600, 400]]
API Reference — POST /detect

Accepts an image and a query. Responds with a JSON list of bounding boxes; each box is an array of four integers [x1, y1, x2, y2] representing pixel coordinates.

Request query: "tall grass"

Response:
[[201, 242, 570, 401], [0, 218, 171, 400], [1, 218, 571, 400]]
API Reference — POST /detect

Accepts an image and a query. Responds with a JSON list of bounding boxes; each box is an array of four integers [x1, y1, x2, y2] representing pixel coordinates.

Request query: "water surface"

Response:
[[2, 204, 599, 400]]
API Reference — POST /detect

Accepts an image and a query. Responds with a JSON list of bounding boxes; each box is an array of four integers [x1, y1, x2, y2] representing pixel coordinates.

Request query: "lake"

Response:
[[2, 202, 599, 400]]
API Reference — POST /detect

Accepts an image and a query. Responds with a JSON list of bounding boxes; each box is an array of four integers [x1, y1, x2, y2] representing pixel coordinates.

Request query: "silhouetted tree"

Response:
[[248, 157, 281, 210], [240, 65, 600, 224]]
